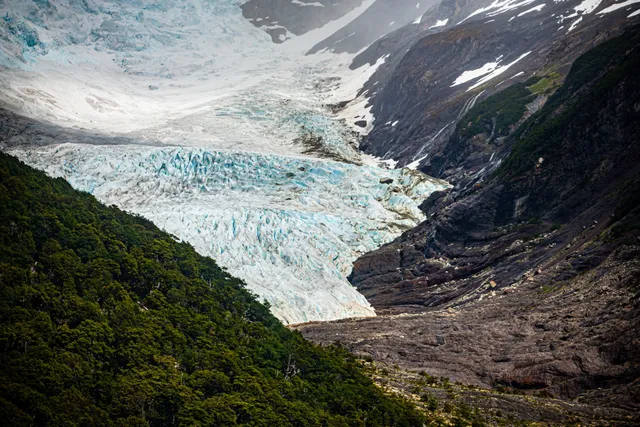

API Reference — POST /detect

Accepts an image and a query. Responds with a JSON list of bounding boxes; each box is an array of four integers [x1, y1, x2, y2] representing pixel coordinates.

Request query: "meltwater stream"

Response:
[[1, 0, 447, 323]]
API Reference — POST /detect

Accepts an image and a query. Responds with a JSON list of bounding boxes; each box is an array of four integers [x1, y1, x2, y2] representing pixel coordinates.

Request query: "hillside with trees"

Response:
[[0, 152, 426, 426]]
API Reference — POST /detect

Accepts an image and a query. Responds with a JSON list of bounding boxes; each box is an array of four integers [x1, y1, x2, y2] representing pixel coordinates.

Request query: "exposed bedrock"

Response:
[[297, 25, 640, 423], [356, 0, 637, 170]]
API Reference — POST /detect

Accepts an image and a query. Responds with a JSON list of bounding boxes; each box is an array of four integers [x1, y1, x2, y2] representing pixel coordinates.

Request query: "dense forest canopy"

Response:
[[0, 152, 426, 426]]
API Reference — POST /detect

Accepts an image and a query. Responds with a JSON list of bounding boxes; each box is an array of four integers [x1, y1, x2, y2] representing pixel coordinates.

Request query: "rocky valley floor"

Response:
[[295, 244, 640, 425]]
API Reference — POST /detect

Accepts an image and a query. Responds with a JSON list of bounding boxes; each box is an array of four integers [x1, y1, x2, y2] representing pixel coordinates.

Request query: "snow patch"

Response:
[[452, 57, 504, 87], [452, 52, 531, 90], [597, 0, 640, 15], [361, 153, 400, 169], [517, 4, 546, 17], [459, 0, 537, 24], [406, 155, 428, 170], [429, 19, 449, 28], [568, 16, 583, 31], [468, 52, 531, 90], [574, 0, 604, 14], [556, 0, 604, 32]]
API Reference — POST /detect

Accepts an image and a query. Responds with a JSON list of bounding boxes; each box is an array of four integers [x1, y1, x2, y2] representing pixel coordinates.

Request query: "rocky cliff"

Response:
[[351, 0, 639, 169], [297, 25, 640, 424], [351, 25, 640, 309]]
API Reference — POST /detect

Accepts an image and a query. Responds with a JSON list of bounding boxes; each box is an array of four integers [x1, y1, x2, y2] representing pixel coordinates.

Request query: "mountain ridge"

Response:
[[351, 0, 640, 169]]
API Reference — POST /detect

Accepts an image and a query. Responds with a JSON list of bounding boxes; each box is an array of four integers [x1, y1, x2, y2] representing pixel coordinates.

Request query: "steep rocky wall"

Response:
[[351, 25, 640, 310], [297, 25, 640, 423], [354, 0, 639, 167]]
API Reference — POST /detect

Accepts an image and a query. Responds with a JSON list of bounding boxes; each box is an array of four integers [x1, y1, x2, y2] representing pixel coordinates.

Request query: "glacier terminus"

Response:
[[0, 0, 447, 324]]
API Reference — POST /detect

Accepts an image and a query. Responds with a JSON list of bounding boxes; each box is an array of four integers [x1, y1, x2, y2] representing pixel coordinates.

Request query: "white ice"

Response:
[[0, 0, 448, 324]]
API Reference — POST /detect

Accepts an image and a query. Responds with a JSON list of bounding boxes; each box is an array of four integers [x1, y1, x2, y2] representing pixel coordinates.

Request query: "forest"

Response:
[[0, 152, 426, 426]]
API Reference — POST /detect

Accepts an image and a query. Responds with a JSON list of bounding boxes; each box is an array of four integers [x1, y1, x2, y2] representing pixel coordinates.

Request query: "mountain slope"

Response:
[[242, 0, 365, 43], [306, 0, 439, 55], [350, 0, 640, 167], [297, 24, 640, 423], [354, 21, 640, 318], [0, 152, 427, 426]]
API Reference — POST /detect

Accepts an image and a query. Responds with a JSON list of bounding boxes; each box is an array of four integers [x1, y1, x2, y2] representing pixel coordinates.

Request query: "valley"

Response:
[[1, 0, 639, 425]]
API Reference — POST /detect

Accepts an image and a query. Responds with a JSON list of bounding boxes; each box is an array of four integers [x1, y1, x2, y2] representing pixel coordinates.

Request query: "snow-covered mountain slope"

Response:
[[350, 0, 640, 168], [241, 0, 365, 43], [306, 0, 441, 54], [0, 0, 448, 323]]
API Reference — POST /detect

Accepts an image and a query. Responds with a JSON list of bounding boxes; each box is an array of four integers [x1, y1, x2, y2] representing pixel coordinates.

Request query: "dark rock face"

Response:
[[307, 0, 439, 55], [422, 80, 546, 184], [241, 0, 364, 43], [298, 26, 640, 423], [356, 0, 637, 168], [349, 0, 494, 70]]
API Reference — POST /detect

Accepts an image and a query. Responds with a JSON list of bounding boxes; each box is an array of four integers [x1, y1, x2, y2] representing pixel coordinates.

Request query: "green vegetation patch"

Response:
[[527, 72, 562, 95], [458, 77, 541, 140], [0, 152, 426, 426], [499, 25, 640, 180]]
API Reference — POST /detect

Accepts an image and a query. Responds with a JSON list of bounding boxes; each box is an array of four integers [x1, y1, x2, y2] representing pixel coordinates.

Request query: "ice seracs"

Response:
[[11, 144, 447, 324], [0, 0, 452, 324]]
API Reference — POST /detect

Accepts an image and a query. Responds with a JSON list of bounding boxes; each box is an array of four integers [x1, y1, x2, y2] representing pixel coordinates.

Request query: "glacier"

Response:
[[11, 145, 446, 323], [0, 0, 448, 323]]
